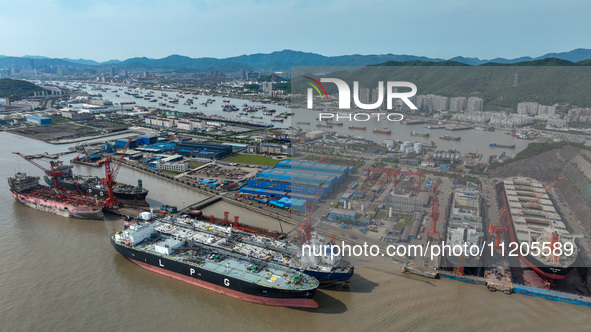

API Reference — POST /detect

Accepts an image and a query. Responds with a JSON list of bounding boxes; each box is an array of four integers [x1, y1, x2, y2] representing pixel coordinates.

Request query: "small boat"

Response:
[[373, 129, 391, 134], [411, 131, 430, 137], [439, 135, 461, 141], [489, 142, 516, 148]]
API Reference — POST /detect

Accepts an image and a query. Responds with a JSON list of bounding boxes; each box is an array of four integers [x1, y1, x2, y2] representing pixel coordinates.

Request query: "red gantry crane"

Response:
[[427, 185, 441, 239], [300, 182, 325, 242], [362, 168, 425, 191], [97, 136, 136, 207], [13, 152, 63, 188]]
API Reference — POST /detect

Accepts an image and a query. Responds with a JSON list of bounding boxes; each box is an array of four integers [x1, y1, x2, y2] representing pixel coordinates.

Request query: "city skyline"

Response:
[[1, 0, 589, 62]]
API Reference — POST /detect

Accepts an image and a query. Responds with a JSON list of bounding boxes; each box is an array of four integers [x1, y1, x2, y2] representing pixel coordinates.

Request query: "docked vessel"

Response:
[[373, 129, 392, 134], [44, 161, 149, 206], [149, 216, 354, 284], [424, 124, 445, 129], [489, 142, 516, 149], [446, 189, 484, 267], [8, 172, 104, 219], [500, 178, 578, 280], [440, 135, 461, 141], [403, 120, 426, 125], [112, 222, 319, 308], [70, 158, 103, 167], [411, 131, 429, 137], [445, 125, 473, 131]]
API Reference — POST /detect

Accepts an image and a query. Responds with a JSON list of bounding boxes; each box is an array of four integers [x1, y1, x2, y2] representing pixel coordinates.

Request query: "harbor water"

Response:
[[54, 82, 532, 160], [2, 131, 591, 331]]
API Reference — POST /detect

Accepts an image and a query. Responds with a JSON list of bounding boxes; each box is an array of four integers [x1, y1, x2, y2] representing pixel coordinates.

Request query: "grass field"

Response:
[[188, 161, 208, 169], [398, 214, 414, 227], [224, 154, 279, 166]]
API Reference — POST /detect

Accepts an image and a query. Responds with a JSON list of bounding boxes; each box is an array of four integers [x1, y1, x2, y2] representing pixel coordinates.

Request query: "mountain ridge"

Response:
[[2, 48, 591, 72]]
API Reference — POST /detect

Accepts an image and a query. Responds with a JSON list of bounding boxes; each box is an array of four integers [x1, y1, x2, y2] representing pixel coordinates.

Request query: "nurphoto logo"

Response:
[[306, 77, 418, 111]]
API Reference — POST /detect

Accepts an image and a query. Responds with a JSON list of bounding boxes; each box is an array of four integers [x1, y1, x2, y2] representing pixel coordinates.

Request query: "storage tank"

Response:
[[414, 142, 423, 154]]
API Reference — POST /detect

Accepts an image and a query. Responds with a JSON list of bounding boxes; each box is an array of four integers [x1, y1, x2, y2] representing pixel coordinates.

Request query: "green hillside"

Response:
[[292, 60, 591, 110], [0, 78, 46, 96]]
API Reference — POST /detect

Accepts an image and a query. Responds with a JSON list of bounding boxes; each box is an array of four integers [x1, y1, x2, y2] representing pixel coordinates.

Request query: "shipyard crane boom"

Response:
[[111, 136, 136, 185], [512, 177, 566, 216], [319, 155, 330, 163], [488, 207, 508, 249], [301, 182, 325, 242], [12, 152, 63, 188], [97, 136, 136, 207], [363, 168, 425, 191], [427, 185, 441, 239]]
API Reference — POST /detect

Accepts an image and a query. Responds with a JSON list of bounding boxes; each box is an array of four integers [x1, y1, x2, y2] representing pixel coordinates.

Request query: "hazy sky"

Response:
[[1, 0, 588, 62]]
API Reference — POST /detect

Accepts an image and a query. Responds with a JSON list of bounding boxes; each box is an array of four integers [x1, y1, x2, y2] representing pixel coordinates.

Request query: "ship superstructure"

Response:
[[446, 189, 484, 267]]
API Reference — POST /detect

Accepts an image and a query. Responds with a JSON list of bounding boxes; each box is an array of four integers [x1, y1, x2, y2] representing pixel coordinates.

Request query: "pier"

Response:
[[181, 196, 222, 212]]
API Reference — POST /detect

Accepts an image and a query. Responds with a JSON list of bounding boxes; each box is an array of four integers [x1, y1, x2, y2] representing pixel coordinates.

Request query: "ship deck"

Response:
[[153, 217, 351, 274], [503, 178, 578, 267], [127, 233, 317, 291]]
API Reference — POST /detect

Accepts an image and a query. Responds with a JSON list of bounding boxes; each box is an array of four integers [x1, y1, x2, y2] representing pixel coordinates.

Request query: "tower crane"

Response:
[[301, 182, 325, 242], [12, 152, 63, 188], [97, 136, 136, 207], [427, 185, 441, 239]]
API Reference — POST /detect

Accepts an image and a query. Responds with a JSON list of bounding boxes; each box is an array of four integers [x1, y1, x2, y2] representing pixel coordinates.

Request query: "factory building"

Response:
[[25, 115, 52, 125], [329, 208, 358, 222], [240, 160, 353, 212], [153, 162, 189, 172], [275, 160, 354, 176], [387, 191, 431, 212], [175, 142, 232, 160]]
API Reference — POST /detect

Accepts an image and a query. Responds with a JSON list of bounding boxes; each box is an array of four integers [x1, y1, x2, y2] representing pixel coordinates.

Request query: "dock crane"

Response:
[[363, 168, 426, 191], [301, 182, 325, 242], [284, 182, 325, 241], [97, 136, 136, 207], [12, 152, 63, 188], [427, 185, 441, 239]]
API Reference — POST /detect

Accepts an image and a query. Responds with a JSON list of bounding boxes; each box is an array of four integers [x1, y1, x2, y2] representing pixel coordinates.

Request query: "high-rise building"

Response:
[[262, 82, 274, 94], [432, 95, 448, 111], [466, 97, 483, 112], [371, 88, 380, 104], [358, 88, 370, 104], [416, 95, 433, 112], [449, 97, 467, 112], [538, 104, 556, 116], [240, 69, 246, 80], [517, 102, 539, 115]]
